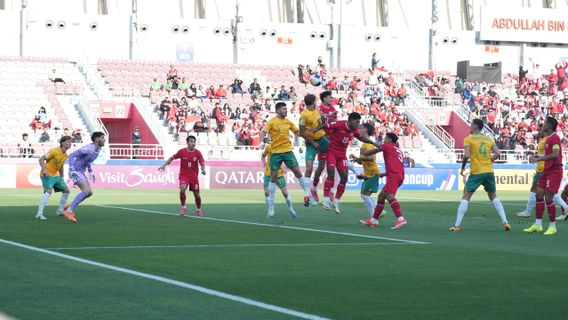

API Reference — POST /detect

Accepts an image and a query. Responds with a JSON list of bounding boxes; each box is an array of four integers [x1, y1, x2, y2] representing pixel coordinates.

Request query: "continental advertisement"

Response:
[[458, 169, 536, 191]]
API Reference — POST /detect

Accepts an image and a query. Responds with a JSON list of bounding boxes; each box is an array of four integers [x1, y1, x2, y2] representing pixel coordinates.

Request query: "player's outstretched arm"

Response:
[[529, 145, 560, 163], [158, 156, 175, 172]]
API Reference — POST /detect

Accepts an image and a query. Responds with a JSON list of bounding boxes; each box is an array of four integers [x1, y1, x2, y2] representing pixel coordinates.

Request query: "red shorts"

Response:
[[326, 150, 347, 172], [538, 170, 562, 194], [383, 173, 404, 195], [180, 175, 200, 192], [317, 151, 327, 162]]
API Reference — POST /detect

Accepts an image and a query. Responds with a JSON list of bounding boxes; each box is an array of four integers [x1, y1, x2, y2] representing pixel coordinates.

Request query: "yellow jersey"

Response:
[[265, 117, 298, 154], [360, 143, 380, 177], [42, 147, 68, 177], [299, 108, 325, 141], [464, 133, 495, 174], [262, 144, 284, 177], [536, 137, 547, 173]]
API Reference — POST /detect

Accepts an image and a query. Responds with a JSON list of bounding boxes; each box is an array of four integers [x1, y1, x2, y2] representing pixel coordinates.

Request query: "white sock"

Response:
[[361, 195, 375, 218], [299, 177, 310, 196], [58, 193, 70, 212], [550, 221, 556, 228], [454, 199, 468, 227], [371, 217, 379, 224], [535, 219, 543, 227], [285, 195, 293, 210], [553, 194, 568, 210], [37, 192, 51, 216], [268, 182, 276, 207], [265, 197, 270, 210], [525, 192, 536, 213], [347, 161, 358, 175], [492, 198, 508, 224]]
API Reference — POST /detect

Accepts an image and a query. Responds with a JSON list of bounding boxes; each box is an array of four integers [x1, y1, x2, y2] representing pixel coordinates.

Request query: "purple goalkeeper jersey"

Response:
[[68, 144, 100, 173]]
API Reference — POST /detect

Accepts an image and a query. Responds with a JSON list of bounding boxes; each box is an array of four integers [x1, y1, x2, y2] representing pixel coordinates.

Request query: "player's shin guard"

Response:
[[69, 191, 90, 211], [58, 193, 70, 212], [268, 182, 277, 206], [373, 199, 386, 220], [195, 195, 202, 209], [37, 192, 52, 215], [285, 195, 293, 210], [323, 178, 334, 197], [388, 198, 403, 218], [180, 192, 187, 206], [546, 201, 556, 222], [492, 198, 508, 224], [335, 183, 346, 200], [454, 199, 468, 227], [300, 177, 310, 196], [265, 197, 270, 210], [535, 199, 545, 220], [525, 192, 536, 213], [313, 176, 319, 188], [361, 195, 375, 217]]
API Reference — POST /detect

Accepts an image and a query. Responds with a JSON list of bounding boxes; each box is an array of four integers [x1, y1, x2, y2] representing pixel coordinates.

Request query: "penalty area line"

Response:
[[95, 204, 430, 245], [0, 238, 329, 320]]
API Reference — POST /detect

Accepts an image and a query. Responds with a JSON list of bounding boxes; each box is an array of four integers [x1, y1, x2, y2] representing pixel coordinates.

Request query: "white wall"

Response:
[[0, 11, 20, 56]]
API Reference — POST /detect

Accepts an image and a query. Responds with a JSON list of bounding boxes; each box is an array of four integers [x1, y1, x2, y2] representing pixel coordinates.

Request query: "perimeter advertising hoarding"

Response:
[[458, 169, 535, 191]]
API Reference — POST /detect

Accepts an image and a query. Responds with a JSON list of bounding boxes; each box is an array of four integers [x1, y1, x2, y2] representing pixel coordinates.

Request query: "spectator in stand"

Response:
[[61, 128, 71, 140], [31, 115, 43, 133], [187, 83, 197, 98], [230, 78, 244, 94], [159, 97, 171, 120], [37, 106, 52, 129], [326, 76, 338, 91], [278, 86, 290, 101], [519, 65, 528, 83], [397, 84, 408, 106], [371, 52, 379, 71], [556, 60, 568, 85], [206, 85, 216, 100], [164, 79, 173, 92], [239, 126, 251, 145], [178, 77, 189, 92], [196, 85, 206, 99], [19, 133, 34, 158], [289, 86, 298, 102], [193, 121, 206, 133], [150, 77, 161, 91], [403, 151, 414, 168], [132, 126, 142, 159], [367, 69, 378, 86], [167, 65, 178, 81], [39, 128, 50, 143], [215, 84, 227, 98], [341, 75, 350, 91], [249, 78, 262, 98]]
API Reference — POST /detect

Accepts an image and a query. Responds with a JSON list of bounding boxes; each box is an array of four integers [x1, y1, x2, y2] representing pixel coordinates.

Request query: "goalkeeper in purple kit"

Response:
[[64, 132, 106, 223]]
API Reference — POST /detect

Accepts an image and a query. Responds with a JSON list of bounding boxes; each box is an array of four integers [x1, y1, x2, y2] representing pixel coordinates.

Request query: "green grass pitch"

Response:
[[1, 188, 568, 319]]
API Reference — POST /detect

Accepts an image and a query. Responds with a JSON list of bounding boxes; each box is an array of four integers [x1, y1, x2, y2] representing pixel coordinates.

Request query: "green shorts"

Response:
[[532, 172, 542, 186], [264, 175, 287, 189], [305, 136, 330, 162], [269, 151, 299, 172], [465, 172, 496, 193], [41, 176, 68, 193], [361, 174, 380, 193]]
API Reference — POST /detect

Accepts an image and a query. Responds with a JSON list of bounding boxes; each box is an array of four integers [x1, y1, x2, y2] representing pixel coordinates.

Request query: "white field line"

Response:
[[47, 242, 423, 251], [398, 196, 525, 206], [0, 238, 329, 320], [96, 204, 430, 245]]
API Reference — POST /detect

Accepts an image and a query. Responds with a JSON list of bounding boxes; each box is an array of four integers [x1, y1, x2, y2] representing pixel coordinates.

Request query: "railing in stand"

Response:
[[108, 144, 164, 160]]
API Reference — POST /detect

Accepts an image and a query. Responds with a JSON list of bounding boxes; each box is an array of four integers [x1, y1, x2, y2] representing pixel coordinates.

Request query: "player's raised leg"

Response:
[[65, 175, 92, 223], [279, 178, 297, 218]]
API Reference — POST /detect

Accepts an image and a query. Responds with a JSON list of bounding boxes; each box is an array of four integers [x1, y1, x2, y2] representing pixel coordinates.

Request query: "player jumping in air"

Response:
[[259, 102, 313, 218], [159, 135, 206, 217], [359, 132, 408, 229], [35, 136, 73, 220], [525, 116, 563, 235], [64, 131, 106, 223], [449, 119, 510, 232]]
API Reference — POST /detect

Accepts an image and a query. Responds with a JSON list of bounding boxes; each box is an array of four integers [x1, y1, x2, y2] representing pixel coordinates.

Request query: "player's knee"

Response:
[[45, 189, 53, 194], [86, 190, 93, 197]]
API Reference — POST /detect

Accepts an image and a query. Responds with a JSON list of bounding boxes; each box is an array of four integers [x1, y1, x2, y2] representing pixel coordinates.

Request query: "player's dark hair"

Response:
[[362, 123, 375, 136], [319, 90, 332, 101], [187, 135, 196, 142], [386, 132, 398, 144], [91, 131, 105, 142], [472, 118, 484, 131], [348, 112, 361, 121], [59, 135, 72, 145], [546, 116, 558, 132], [304, 94, 316, 106], [275, 102, 287, 111]]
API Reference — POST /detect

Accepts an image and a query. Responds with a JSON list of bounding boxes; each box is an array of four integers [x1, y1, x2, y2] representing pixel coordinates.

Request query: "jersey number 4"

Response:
[[478, 143, 488, 158]]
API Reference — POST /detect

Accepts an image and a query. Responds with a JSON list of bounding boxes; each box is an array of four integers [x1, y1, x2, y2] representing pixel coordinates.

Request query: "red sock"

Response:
[[546, 201, 556, 222], [335, 183, 346, 200], [535, 200, 545, 219], [373, 200, 386, 220], [388, 198, 403, 218], [313, 176, 319, 187], [323, 178, 334, 197], [180, 192, 186, 206], [195, 195, 202, 209]]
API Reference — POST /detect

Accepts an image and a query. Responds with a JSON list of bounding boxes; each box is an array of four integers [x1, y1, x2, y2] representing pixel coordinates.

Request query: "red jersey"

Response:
[[327, 120, 361, 153], [173, 148, 204, 177], [544, 133, 563, 172], [380, 143, 405, 175], [318, 104, 338, 126]]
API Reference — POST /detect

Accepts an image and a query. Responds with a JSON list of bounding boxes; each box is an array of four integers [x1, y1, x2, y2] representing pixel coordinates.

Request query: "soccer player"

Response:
[[261, 141, 296, 218], [321, 112, 379, 213], [259, 102, 312, 218], [525, 116, 563, 235], [349, 123, 380, 218], [515, 130, 568, 218], [158, 135, 206, 217], [64, 131, 106, 223], [35, 136, 73, 220], [448, 119, 509, 232], [310, 90, 339, 202], [359, 132, 409, 229], [299, 93, 330, 206]]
